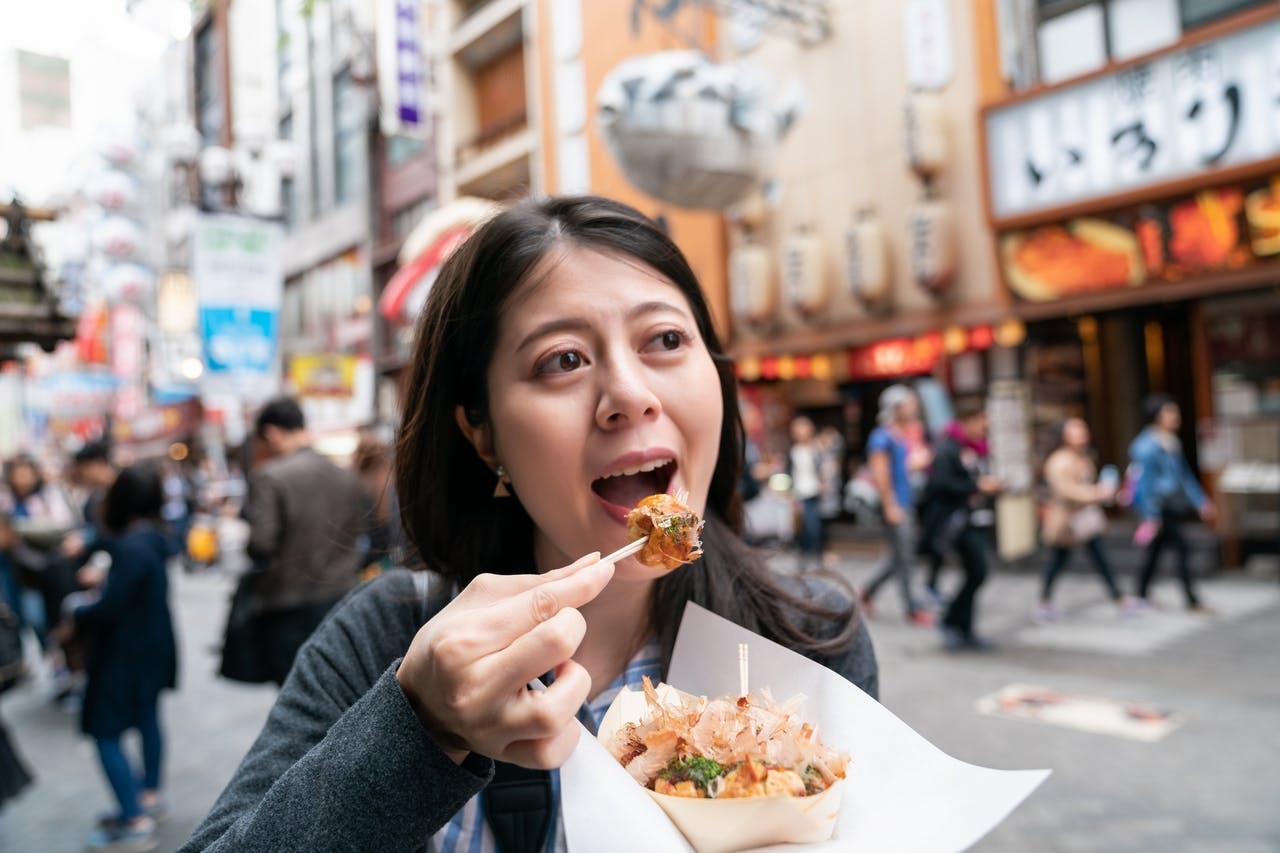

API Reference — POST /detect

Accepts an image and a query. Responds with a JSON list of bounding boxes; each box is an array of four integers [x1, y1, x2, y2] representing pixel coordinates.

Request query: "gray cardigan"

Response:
[[183, 570, 878, 852]]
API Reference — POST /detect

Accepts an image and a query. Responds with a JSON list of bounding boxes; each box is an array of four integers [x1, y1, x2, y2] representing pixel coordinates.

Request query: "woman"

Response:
[[75, 464, 177, 851], [859, 385, 933, 626], [1129, 395, 1215, 612], [0, 455, 77, 654], [183, 196, 877, 852], [788, 415, 825, 569], [1037, 418, 1132, 621], [918, 397, 1002, 650]]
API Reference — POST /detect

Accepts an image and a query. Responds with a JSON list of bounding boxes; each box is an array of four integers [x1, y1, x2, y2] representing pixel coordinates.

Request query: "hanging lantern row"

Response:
[[731, 206, 956, 329], [735, 322, 1014, 383]]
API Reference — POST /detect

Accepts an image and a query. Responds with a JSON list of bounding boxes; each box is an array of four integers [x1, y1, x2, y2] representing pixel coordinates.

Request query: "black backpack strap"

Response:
[[482, 761, 552, 853]]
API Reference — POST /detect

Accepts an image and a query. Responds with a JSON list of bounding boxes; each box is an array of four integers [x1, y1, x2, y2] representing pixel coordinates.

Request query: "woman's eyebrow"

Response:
[[514, 300, 688, 353]]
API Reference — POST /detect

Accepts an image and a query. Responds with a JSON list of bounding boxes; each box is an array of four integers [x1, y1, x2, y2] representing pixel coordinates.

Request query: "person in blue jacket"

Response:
[[1128, 394, 1215, 612], [74, 463, 177, 851]]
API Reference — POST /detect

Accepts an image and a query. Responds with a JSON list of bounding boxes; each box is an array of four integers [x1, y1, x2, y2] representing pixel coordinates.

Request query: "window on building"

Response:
[[1033, 0, 1267, 86], [307, 15, 322, 218], [194, 21, 223, 146], [276, 0, 292, 109], [194, 20, 226, 210], [279, 113, 297, 228], [1179, 0, 1269, 28], [333, 68, 365, 205]]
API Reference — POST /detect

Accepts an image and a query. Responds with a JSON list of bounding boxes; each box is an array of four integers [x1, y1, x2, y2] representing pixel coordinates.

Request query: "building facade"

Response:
[[976, 0, 1280, 564]]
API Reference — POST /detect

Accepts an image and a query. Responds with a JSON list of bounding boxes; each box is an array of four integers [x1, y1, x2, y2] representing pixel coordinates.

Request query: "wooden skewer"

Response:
[[601, 536, 646, 566], [739, 643, 749, 698]]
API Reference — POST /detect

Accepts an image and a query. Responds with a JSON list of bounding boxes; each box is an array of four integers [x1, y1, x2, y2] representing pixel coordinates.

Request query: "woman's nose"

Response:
[[595, 355, 661, 428]]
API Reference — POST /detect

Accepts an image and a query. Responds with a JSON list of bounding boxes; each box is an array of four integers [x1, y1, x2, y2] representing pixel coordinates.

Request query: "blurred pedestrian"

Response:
[[919, 396, 1002, 650], [789, 415, 824, 569], [1129, 395, 1215, 613], [63, 441, 117, 574], [245, 397, 372, 684], [72, 463, 176, 851], [0, 592, 33, 812], [1037, 417, 1134, 621], [0, 455, 78, 691], [351, 434, 403, 575], [859, 385, 933, 626]]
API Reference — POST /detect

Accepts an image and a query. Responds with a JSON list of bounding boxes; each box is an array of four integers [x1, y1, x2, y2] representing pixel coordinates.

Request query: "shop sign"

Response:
[[112, 399, 200, 444], [288, 353, 357, 399], [376, 0, 428, 137], [1001, 173, 1280, 302], [985, 18, 1280, 221], [34, 371, 118, 417], [192, 213, 283, 404], [846, 336, 944, 382]]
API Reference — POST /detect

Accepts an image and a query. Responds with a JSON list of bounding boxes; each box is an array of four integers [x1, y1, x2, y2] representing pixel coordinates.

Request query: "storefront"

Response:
[[981, 7, 1280, 565]]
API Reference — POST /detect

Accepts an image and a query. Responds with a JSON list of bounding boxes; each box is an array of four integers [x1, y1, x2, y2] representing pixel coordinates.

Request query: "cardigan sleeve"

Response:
[[181, 570, 493, 853]]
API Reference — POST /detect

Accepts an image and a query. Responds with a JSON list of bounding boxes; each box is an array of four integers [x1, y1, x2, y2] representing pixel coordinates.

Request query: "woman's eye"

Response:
[[538, 349, 585, 374], [647, 329, 688, 352]]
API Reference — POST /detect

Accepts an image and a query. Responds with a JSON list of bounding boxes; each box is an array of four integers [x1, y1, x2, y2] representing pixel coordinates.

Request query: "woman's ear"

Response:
[[454, 405, 498, 470]]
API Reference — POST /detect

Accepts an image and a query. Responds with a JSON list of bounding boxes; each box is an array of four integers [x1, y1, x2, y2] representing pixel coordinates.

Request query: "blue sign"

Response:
[[200, 307, 278, 375]]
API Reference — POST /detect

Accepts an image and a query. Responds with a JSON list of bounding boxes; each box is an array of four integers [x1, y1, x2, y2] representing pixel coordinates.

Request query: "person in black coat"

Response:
[[917, 396, 1003, 650], [73, 464, 177, 850]]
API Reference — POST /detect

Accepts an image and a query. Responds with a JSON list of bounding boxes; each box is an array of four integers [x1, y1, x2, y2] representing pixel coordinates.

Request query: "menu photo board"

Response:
[[999, 173, 1280, 302]]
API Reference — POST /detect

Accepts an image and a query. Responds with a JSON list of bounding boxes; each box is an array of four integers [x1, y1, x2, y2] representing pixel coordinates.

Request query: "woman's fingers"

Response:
[[496, 659, 592, 743], [456, 552, 603, 605], [487, 605, 588, 689], [472, 558, 615, 643], [503, 720, 583, 770]]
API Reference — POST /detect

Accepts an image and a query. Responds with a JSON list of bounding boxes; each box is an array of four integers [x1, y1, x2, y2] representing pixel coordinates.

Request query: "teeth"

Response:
[[602, 458, 673, 479]]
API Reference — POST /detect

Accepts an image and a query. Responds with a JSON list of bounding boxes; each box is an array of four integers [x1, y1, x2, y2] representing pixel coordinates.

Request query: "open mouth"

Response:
[[591, 459, 677, 514]]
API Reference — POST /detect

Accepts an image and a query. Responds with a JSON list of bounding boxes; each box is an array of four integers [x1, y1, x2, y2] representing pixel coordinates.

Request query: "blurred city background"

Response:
[[0, 0, 1278, 850]]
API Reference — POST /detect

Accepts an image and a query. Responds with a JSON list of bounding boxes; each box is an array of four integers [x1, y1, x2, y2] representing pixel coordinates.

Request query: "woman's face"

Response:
[[1063, 418, 1090, 448], [8, 463, 37, 496], [1157, 403, 1181, 432], [470, 246, 724, 579]]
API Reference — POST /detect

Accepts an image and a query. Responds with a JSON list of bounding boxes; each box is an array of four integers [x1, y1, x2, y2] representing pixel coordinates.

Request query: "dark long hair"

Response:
[[101, 463, 163, 536], [395, 195, 857, 669]]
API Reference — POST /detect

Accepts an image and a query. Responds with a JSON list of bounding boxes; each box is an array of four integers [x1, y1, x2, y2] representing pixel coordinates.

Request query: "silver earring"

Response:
[[493, 465, 511, 498]]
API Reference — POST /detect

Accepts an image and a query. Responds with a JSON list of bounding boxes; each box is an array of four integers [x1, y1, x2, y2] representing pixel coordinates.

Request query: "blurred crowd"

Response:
[[743, 388, 1217, 650], [0, 397, 397, 850]]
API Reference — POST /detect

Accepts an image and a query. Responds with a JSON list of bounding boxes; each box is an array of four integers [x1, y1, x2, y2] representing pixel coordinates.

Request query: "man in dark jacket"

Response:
[[918, 396, 1003, 650], [246, 397, 372, 684]]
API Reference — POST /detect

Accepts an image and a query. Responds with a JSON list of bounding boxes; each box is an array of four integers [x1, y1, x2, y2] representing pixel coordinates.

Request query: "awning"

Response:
[[379, 196, 501, 325]]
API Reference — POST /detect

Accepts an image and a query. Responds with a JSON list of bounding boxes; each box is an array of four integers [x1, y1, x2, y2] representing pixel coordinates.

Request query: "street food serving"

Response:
[[607, 676, 848, 800], [625, 493, 704, 570]]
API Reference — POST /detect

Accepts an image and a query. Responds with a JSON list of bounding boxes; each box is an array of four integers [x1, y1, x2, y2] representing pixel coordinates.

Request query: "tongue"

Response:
[[593, 470, 666, 509]]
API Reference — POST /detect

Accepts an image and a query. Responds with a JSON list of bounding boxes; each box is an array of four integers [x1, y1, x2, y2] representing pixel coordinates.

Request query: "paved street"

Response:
[[1, 548, 1278, 852]]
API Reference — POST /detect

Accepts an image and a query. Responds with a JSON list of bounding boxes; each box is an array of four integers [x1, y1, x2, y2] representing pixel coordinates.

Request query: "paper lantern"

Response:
[[843, 212, 891, 310], [729, 243, 778, 326], [781, 230, 829, 318], [943, 325, 968, 354], [906, 201, 956, 295], [905, 92, 948, 177]]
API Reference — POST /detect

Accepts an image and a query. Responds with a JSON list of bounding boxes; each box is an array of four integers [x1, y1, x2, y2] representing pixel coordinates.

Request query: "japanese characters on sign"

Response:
[[377, 0, 428, 137], [985, 18, 1280, 221]]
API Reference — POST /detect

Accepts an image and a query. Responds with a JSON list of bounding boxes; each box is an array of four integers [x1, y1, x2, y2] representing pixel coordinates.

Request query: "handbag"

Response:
[[218, 569, 272, 684], [1067, 505, 1108, 543]]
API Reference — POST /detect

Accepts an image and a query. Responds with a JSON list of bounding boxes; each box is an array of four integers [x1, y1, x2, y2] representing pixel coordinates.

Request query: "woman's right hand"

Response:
[[395, 552, 615, 770]]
